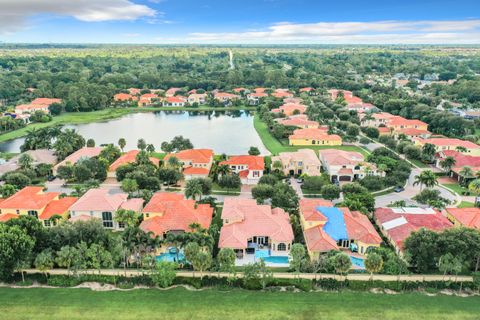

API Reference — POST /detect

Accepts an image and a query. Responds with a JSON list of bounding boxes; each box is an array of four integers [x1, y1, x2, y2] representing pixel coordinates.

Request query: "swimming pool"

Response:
[[262, 256, 289, 264], [350, 256, 365, 269], [254, 249, 270, 259], [156, 250, 186, 263]]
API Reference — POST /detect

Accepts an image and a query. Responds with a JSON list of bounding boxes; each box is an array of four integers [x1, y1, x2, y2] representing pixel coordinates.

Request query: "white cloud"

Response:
[[186, 20, 480, 44], [0, 0, 156, 34]]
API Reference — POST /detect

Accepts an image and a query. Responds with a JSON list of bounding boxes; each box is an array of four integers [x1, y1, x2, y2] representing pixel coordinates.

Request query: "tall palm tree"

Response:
[[439, 156, 456, 174], [167, 156, 181, 170], [216, 164, 231, 176], [468, 179, 480, 195], [185, 179, 203, 201], [459, 166, 475, 186], [413, 170, 438, 190], [118, 138, 126, 152]]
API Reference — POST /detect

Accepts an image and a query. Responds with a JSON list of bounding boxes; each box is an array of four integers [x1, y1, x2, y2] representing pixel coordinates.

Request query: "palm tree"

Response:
[[146, 144, 155, 154], [216, 164, 231, 176], [118, 138, 126, 152], [115, 209, 139, 228], [185, 179, 203, 201], [422, 143, 436, 163], [167, 156, 181, 170], [18, 153, 34, 170], [468, 179, 480, 195], [459, 166, 475, 186], [413, 170, 438, 190], [440, 156, 456, 174], [272, 160, 283, 173]]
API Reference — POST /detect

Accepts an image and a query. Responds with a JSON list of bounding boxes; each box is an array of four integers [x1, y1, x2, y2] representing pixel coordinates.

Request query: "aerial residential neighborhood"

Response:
[[0, 0, 479, 319]]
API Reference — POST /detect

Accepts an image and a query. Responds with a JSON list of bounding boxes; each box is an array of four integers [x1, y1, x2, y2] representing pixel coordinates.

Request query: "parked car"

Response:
[[394, 186, 405, 193]]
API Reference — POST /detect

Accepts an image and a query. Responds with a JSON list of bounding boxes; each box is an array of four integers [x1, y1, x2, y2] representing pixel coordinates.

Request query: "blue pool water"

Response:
[[262, 256, 289, 264], [254, 249, 270, 259], [350, 256, 365, 269], [156, 252, 186, 263]]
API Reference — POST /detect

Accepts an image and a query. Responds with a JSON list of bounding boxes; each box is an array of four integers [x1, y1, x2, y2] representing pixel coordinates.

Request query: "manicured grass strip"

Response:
[[409, 159, 429, 168], [0, 287, 479, 320], [443, 183, 477, 196], [458, 201, 476, 208], [253, 114, 369, 156]]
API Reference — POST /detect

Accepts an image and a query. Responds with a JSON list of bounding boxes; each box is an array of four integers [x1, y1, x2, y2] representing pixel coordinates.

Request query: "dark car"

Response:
[[394, 186, 405, 193]]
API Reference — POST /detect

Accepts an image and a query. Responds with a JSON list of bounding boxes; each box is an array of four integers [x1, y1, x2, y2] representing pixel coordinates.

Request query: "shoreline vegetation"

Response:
[[0, 106, 256, 144]]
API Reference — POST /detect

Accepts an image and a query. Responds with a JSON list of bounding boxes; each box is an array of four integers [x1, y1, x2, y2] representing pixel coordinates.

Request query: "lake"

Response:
[[0, 111, 270, 155]]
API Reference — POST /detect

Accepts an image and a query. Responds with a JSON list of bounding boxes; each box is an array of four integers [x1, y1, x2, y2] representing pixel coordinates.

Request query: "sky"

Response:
[[0, 0, 479, 44]]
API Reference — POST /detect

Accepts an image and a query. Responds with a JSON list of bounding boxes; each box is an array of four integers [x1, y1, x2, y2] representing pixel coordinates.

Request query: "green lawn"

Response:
[[442, 183, 477, 196], [0, 287, 479, 320], [409, 159, 429, 169], [253, 114, 369, 156], [458, 201, 476, 208]]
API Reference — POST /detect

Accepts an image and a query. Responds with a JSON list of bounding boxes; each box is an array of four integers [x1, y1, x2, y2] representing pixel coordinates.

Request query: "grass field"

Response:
[[442, 183, 477, 196], [458, 201, 476, 208], [0, 287, 479, 320], [253, 114, 369, 156]]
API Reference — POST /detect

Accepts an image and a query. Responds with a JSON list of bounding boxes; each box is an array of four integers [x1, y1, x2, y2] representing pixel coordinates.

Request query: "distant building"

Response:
[[288, 128, 342, 146], [271, 149, 321, 176], [220, 155, 264, 185]]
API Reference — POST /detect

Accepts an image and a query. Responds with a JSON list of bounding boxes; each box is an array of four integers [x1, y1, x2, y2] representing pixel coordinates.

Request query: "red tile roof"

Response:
[[183, 167, 210, 175], [272, 91, 294, 98], [220, 155, 264, 170], [395, 128, 431, 136], [304, 226, 339, 252], [271, 103, 308, 115], [114, 93, 136, 101], [166, 96, 186, 103], [436, 150, 480, 168], [300, 87, 314, 92], [417, 138, 480, 149], [141, 193, 213, 236], [0, 186, 59, 211], [299, 198, 333, 222], [0, 213, 19, 222], [69, 189, 142, 212], [164, 149, 214, 164], [342, 208, 382, 244], [219, 198, 294, 249], [375, 207, 452, 250], [387, 117, 428, 128], [445, 207, 480, 228], [290, 128, 341, 142], [39, 197, 78, 220], [31, 98, 62, 106], [109, 150, 160, 172]]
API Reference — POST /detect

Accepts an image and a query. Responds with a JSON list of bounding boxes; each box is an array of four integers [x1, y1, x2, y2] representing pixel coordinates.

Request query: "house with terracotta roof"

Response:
[[39, 197, 78, 227], [276, 114, 319, 129], [246, 92, 268, 105], [374, 207, 452, 254], [53, 147, 103, 175], [300, 199, 382, 259], [31, 98, 62, 106], [271, 103, 307, 116], [187, 93, 207, 105], [220, 155, 264, 185], [387, 116, 429, 131], [288, 128, 342, 146], [299, 87, 314, 94], [128, 88, 142, 95], [319, 149, 380, 183], [69, 189, 143, 230], [254, 88, 266, 93], [271, 91, 294, 99], [394, 127, 432, 139], [284, 97, 303, 104], [444, 207, 480, 229], [360, 112, 396, 127], [108, 150, 160, 178], [271, 149, 321, 176], [164, 149, 214, 180], [0, 149, 56, 176], [166, 88, 182, 97], [138, 93, 158, 107], [346, 102, 375, 113], [414, 138, 480, 156], [15, 103, 50, 115], [140, 192, 213, 240], [0, 186, 60, 221], [233, 87, 248, 93], [114, 93, 137, 102], [218, 198, 294, 264], [163, 96, 186, 107], [214, 92, 239, 105], [435, 150, 480, 181]]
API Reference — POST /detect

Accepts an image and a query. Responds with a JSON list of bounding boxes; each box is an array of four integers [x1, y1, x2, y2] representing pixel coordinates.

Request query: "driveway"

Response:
[[289, 177, 304, 198]]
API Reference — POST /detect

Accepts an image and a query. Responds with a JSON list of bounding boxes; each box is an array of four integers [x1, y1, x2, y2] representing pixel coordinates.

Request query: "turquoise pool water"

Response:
[[350, 256, 365, 269], [262, 256, 289, 264], [156, 252, 185, 263], [255, 249, 289, 264]]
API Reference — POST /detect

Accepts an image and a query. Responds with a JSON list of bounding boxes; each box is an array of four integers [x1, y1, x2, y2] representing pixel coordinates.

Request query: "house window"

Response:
[[28, 210, 38, 218], [118, 222, 125, 229], [277, 243, 287, 251], [16, 210, 20, 215], [44, 220, 51, 227], [102, 211, 113, 228]]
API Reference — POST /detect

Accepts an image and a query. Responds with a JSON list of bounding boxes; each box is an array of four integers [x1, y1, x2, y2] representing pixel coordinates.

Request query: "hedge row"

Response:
[[12, 273, 480, 293]]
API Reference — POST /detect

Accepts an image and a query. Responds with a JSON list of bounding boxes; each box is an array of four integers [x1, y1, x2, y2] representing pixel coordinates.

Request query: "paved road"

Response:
[[289, 177, 304, 198], [375, 168, 459, 207], [23, 268, 473, 283]]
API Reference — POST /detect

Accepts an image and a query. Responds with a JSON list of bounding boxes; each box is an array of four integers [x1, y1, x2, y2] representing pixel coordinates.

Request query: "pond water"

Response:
[[0, 110, 269, 155]]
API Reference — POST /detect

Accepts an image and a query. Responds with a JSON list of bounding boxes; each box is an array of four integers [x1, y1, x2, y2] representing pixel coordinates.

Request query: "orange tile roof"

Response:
[[140, 93, 157, 99], [387, 116, 428, 128], [15, 104, 48, 111], [445, 207, 480, 228], [0, 186, 59, 211], [277, 117, 319, 128], [54, 147, 103, 169], [114, 93, 136, 101], [271, 103, 308, 115], [0, 213, 19, 222], [272, 91, 294, 98], [395, 128, 431, 136], [304, 226, 339, 252], [164, 149, 214, 164], [299, 198, 333, 222], [300, 87, 313, 92], [342, 208, 382, 245], [219, 198, 294, 249], [248, 92, 268, 98], [166, 88, 181, 96], [69, 189, 142, 212], [220, 155, 264, 170], [166, 96, 186, 103], [254, 88, 266, 93], [416, 138, 480, 149], [31, 98, 62, 105], [141, 193, 213, 236], [290, 128, 340, 141], [109, 150, 160, 172], [39, 197, 78, 220], [183, 167, 210, 175]]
